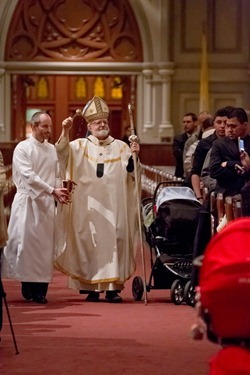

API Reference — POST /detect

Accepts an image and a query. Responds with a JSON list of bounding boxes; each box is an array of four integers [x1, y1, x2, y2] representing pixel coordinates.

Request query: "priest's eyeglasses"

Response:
[[91, 120, 109, 127]]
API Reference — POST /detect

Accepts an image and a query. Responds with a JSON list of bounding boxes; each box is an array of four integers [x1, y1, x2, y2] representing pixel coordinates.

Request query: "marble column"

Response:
[[142, 69, 154, 131], [158, 67, 174, 141], [0, 69, 7, 139]]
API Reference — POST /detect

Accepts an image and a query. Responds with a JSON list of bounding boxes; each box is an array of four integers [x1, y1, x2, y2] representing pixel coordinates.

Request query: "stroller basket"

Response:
[[159, 254, 193, 280]]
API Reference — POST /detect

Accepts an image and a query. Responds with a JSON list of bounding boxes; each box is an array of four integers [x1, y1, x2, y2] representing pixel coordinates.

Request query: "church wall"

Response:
[[170, 0, 250, 134]]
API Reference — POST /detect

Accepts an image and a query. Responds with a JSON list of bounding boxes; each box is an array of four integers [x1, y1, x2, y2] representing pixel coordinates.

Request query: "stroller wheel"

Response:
[[132, 276, 144, 301], [184, 280, 196, 307], [170, 279, 184, 305]]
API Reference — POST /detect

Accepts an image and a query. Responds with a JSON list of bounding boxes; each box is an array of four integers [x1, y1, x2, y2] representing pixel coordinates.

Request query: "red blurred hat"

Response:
[[199, 218, 250, 339], [210, 346, 250, 375]]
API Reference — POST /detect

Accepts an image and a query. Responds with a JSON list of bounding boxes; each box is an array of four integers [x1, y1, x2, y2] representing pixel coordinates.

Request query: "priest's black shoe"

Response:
[[21, 282, 33, 301], [105, 291, 122, 303], [21, 290, 33, 301], [86, 292, 100, 302], [33, 295, 48, 304]]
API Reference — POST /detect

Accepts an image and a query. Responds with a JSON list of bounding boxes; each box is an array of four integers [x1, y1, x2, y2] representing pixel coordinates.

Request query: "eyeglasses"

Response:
[[91, 120, 109, 126]]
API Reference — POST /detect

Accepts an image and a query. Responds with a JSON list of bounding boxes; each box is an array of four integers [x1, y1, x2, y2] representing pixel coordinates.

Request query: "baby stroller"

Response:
[[194, 217, 250, 374], [132, 181, 202, 305]]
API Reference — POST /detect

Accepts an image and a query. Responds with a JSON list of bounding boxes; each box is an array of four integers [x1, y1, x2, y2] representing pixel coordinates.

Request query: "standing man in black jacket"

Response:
[[173, 112, 197, 178], [190, 107, 231, 201], [210, 107, 250, 196]]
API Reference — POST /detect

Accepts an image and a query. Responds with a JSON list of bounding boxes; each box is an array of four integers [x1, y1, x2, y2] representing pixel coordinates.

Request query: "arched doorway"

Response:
[[12, 73, 136, 142], [5, 0, 143, 142]]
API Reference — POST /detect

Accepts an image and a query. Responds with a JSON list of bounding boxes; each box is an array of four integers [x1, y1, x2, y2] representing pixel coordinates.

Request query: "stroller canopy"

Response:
[[156, 186, 200, 210], [199, 217, 250, 339]]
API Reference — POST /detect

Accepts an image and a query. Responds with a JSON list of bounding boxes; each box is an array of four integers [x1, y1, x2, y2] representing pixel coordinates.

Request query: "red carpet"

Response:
[[0, 253, 218, 375]]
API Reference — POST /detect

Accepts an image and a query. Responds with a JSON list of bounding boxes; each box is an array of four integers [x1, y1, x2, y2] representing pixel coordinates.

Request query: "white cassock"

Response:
[[55, 134, 139, 292], [2, 136, 60, 282]]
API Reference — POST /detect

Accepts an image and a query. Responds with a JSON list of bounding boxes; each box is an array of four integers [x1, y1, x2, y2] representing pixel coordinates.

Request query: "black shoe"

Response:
[[21, 282, 33, 301], [22, 290, 33, 301], [86, 292, 100, 302], [105, 291, 122, 303], [33, 295, 48, 304]]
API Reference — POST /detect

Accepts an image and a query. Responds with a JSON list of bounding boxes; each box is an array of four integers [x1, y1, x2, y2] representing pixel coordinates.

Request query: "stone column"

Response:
[[0, 69, 7, 139], [158, 67, 174, 142], [0, 70, 4, 134], [142, 69, 154, 131]]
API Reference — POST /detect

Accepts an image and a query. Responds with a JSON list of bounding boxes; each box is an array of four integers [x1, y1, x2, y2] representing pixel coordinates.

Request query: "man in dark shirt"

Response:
[[191, 107, 230, 201], [210, 107, 250, 196], [173, 112, 197, 178]]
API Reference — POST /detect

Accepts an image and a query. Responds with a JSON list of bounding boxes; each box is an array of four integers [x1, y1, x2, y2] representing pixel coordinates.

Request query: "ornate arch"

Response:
[[5, 0, 143, 62]]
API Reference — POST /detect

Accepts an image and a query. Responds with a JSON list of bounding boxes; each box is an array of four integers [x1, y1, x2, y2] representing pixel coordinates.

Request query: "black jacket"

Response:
[[191, 132, 217, 177], [209, 135, 250, 196], [172, 132, 189, 178]]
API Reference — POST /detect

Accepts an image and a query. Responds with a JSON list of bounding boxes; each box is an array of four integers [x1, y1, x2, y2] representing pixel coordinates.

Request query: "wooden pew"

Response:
[[141, 164, 183, 198], [209, 192, 243, 236]]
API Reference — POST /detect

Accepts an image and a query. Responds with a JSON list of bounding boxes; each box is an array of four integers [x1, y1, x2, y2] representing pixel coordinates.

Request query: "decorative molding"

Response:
[[180, 0, 204, 53], [212, 93, 243, 109], [210, 0, 242, 53], [178, 0, 243, 57], [5, 0, 143, 62], [1, 61, 144, 74]]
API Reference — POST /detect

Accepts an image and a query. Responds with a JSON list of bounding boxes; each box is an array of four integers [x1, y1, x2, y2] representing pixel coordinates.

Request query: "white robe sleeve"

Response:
[[13, 143, 54, 199]]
